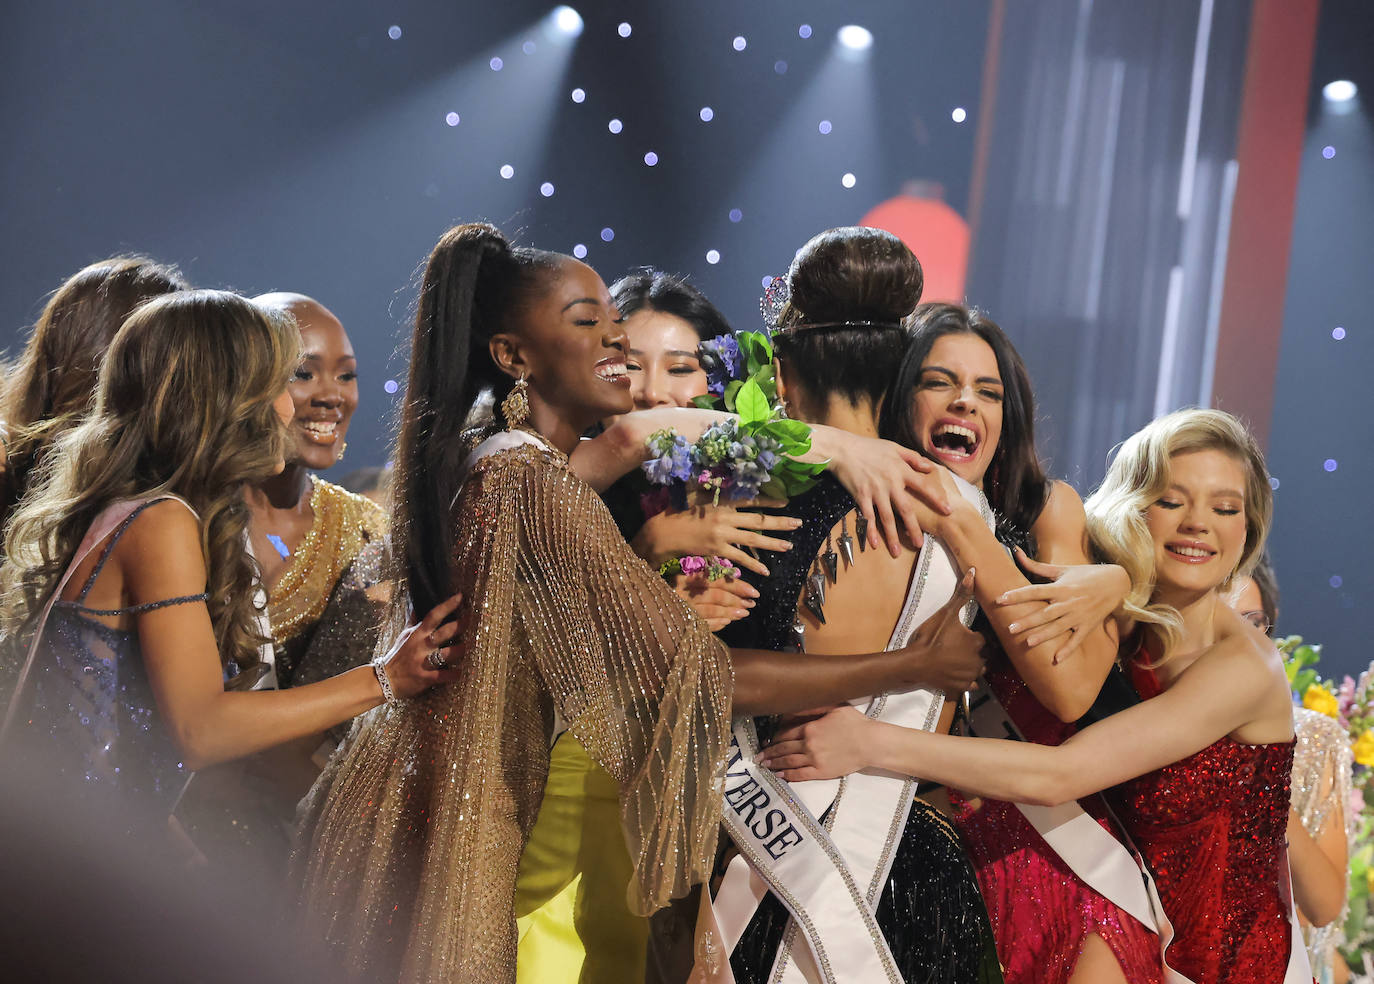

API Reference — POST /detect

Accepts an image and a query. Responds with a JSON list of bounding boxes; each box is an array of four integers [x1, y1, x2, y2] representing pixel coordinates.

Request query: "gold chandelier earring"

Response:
[[336, 441, 347, 462], [501, 372, 530, 428]]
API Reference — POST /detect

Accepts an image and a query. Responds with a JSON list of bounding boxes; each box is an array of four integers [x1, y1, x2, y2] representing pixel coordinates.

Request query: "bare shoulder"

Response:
[[115, 498, 208, 595], [1186, 616, 1293, 738], [1030, 480, 1089, 561]]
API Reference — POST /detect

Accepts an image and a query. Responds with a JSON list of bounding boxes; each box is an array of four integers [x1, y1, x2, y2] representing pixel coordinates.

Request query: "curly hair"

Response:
[[0, 256, 188, 520], [0, 290, 298, 685]]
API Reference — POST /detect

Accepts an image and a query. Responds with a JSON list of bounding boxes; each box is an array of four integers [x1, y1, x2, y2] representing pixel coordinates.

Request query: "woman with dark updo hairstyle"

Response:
[[699, 227, 1002, 983]]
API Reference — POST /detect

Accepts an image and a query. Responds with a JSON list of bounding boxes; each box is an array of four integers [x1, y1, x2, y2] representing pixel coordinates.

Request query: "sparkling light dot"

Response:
[[383, 379, 399, 394], [952, 107, 967, 123], [571, 87, 586, 103], [733, 36, 747, 51], [728, 208, 743, 223], [761, 275, 774, 288], [608, 118, 623, 134], [573, 243, 588, 259], [1330, 575, 1344, 588], [706, 249, 721, 265], [643, 151, 658, 166], [388, 25, 402, 40], [540, 182, 555, 197], [699, 106, 714, 122], [841, 172, 857, 188], [1333, 326, 1346, 340], [600, 227, 615, 242], [522, 40, 537, 54], [1324, 458, 1339, 472], [490, 56, 504, 71], [818, 120, 833, 134], [1324, 80, 1358, 102], [775, 60, 788, 74], [798, 24, 813, 39], [1269, 476, 1280, 490], [617, 22, 632, 38], [1322, 145, 1336, 159], [445, 112, 460, 126], [499, 164, 515, 179]]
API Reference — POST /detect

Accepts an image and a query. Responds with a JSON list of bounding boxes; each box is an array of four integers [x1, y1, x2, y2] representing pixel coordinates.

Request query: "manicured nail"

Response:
[[743, 599, 756, 608], [735, 609, 749, 619], [1008, 622, 1020, 633], [788, 518, 804, 529], [996, 593, 1009, 605], [742, 584, 760, 598]]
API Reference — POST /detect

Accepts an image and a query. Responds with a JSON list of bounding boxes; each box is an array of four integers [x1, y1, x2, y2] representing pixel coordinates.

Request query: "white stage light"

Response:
[[553, 6, 584, 38], [837, 25, 873, 51], [1323, 80, 1357, 103]]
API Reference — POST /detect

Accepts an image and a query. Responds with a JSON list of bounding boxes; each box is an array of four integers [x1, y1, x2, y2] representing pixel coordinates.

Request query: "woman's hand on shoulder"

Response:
[[813, 429, 953, 556]]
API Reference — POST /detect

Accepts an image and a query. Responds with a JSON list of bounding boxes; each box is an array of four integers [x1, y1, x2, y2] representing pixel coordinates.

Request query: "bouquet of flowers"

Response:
[[1282, 636, 1374, 967], [640, 329, 824, 580]]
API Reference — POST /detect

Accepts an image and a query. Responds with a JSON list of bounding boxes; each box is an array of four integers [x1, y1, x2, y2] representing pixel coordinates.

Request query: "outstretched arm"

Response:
[[761, 633, 1285, 805], [129, 502, 462, 771]]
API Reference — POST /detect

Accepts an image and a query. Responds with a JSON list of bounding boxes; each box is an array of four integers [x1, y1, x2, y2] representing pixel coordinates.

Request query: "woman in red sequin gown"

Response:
[[874, 305, 1164, 983], [761, 408, 1303, 984]]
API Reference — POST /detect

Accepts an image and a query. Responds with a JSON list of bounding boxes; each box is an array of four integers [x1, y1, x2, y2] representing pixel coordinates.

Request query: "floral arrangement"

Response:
[[1282, 636, 1374, 966], [640, 329, 824, 581]]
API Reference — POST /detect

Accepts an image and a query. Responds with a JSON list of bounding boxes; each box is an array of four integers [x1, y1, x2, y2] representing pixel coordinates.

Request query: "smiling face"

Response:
[[283, 302, 358, 471], [625, 309, 708, 409], [499, 259, 631, 433], [909, 332, 1004, 486], [1145, 449, 1250, 601]]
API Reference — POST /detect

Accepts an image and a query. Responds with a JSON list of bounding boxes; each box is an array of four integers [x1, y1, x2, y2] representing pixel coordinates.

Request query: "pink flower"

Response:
[[679, 555, 707, 575]]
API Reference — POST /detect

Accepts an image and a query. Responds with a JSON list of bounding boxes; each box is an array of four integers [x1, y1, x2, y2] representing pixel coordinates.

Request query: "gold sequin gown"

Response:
[[295, 435, 733, 983]]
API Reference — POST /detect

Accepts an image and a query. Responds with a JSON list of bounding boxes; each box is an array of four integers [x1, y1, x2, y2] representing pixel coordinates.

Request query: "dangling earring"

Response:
[[336, 442, 347, 462], [776, 398, 789, 419], [501, 373, 530, 428]]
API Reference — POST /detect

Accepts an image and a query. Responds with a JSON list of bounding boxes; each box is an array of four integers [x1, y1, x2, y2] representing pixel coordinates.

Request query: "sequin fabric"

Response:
[[718, 477, 1004, 983], [1291, 707, 1357, 979], [269, 478, 388, 687], [294, 442, 733, 984], [951, 650, 1163, 983], [1108, 662, 1295, 984], [5, 499, 206, 813]]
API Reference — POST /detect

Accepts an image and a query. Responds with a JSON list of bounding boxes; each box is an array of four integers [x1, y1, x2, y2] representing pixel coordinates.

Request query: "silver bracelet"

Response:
[[372, 657, 399, 705]]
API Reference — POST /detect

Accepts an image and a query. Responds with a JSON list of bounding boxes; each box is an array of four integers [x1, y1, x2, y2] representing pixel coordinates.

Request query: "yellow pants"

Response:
[[515, 733, 647, 982]]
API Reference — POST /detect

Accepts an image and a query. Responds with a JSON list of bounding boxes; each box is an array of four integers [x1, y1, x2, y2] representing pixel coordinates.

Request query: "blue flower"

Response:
[[699, 334, 743, 397]]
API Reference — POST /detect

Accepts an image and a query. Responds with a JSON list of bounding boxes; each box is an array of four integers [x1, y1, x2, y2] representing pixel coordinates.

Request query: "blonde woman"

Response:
[[761, 409, 1308, 984], [0, 290, 457, 854]]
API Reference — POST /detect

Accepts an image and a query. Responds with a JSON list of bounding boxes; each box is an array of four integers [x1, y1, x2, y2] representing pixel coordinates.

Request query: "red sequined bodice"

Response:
[[951, 651, 1163, 984], [1108, 663, 1295, 984]]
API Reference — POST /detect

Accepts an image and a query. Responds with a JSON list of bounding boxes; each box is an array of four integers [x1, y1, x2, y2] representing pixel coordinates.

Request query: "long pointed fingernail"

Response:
[[735, 609, 749, 619], [743, 584, 760, 598]]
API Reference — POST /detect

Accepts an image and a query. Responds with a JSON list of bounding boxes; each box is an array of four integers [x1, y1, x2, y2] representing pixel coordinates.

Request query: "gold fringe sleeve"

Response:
[[294, 445, 732, 983]]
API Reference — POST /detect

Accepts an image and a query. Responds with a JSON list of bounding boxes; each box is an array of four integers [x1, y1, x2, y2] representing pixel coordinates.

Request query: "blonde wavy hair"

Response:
[[0, 290, 299, 685], [1084, 408, 1272, 661]]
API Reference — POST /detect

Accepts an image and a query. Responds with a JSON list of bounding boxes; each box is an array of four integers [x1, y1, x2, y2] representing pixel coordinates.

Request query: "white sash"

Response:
[[696, 478, 989, 984], [967, 680, 1312, 983]]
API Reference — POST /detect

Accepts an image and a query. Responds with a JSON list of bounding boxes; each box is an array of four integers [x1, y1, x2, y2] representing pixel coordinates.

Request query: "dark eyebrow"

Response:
[[667, 349, 701, 359], [561, 297, 601, 313], [921, 365, 1002, 386]]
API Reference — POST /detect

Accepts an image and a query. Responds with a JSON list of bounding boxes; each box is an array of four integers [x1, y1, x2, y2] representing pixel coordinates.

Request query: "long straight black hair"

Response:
[[390, 222, 562, 616], [881, 302, 1049, 549]]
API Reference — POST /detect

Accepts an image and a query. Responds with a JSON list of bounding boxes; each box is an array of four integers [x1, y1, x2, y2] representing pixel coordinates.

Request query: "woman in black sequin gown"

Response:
[[717, 227, 1003, 983]]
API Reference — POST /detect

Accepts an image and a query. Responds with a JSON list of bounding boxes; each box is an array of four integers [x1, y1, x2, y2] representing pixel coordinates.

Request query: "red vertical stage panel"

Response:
[[1210, 0, 1321, 448]]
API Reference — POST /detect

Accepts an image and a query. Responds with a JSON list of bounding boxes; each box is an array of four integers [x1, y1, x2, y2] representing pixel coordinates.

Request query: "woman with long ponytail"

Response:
[[294, 223, 988, 983]]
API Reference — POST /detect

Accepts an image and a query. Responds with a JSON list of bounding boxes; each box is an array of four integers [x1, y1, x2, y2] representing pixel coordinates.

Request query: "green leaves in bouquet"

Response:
[[1279, 635, 1323, 698]]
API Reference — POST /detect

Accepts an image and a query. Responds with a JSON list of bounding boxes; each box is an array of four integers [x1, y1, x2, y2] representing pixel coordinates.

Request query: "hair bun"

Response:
[[786, 226, 923, 325]]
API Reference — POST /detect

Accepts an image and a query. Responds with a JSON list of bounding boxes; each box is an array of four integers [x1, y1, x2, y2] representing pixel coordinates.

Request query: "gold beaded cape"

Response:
[[295, 438, 733, 983]]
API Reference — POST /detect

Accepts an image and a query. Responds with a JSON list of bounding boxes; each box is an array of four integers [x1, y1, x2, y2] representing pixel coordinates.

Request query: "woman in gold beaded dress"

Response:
[[245, 293, 389, 693], [293, 223, 985, 984]]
